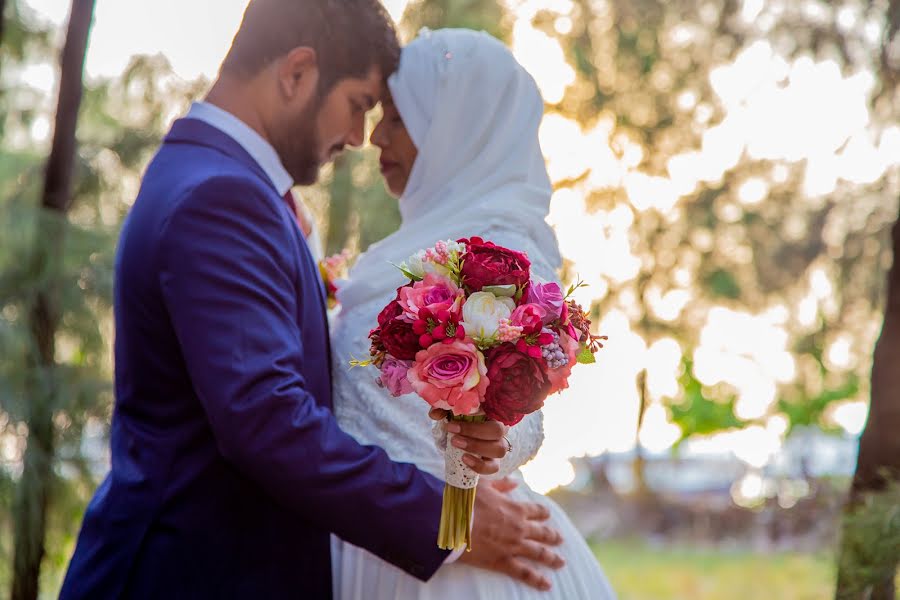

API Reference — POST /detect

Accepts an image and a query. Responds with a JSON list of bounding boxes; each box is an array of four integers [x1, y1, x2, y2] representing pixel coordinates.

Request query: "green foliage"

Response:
[[400, 0, 510, 42], [669, 358, 743, 443], [704, 269, 742, 300], [780, 376, 860, 434], [836, 480, 900, 599]]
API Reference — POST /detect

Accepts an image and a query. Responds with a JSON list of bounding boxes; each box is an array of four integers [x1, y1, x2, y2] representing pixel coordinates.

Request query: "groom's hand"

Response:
[[429, 409, 509, 476], [459, 478, 565, 591]]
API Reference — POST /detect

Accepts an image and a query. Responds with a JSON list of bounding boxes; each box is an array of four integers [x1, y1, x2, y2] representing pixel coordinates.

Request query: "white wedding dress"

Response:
[[329, 228, 616, 600]]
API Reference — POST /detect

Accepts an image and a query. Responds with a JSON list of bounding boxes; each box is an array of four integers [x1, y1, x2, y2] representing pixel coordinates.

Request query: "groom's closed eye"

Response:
[[351, 95, 376, 114]]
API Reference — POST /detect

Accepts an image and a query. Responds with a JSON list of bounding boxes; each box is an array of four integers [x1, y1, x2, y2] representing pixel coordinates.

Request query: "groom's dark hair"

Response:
[[221, 0, 400, 94]]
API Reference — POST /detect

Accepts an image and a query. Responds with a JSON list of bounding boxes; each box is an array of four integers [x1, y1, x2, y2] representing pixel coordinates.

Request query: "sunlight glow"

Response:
[[638, 403, 682, 453], [737, 177, 768, 205], [732, 425, 783, 468], [693, 307, 795, 424], [827, 400, 869, 436], [825, 336, 854, 371], [510, 14, 575, 104]]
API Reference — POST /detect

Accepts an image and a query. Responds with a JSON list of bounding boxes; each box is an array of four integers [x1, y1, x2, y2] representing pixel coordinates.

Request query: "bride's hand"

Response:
[[429, 409, 510, 476]]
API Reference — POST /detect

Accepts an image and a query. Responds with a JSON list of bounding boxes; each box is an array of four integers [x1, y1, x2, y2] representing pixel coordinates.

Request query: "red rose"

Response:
[[380, 317, 421, 360], [458, 237, 531, 293], [481, 344, 551, 426], [377, 300, 404, 327], [377, 285, 410, 327]]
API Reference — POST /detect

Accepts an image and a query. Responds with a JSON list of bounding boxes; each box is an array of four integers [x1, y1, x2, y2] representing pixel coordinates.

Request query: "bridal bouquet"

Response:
[[353, 237, 605, 551]]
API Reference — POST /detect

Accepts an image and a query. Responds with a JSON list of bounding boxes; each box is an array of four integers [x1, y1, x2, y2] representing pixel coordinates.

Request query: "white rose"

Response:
[[461, 292, 516, 340], [401, 250, 428, 279], [444, 240, 466, 255], [402, 249, 453, 280]]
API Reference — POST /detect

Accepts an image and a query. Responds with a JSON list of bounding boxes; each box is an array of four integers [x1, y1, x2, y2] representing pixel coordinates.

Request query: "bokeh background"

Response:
[[1, 0, 899, 598]]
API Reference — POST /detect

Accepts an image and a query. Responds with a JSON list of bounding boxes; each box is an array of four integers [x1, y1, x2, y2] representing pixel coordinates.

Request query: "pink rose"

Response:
[[510, 304, 544, 334], [407, 340, 489, 416], [398, 273, 461, 321], [377, 357, 414, 397], [547, 330, 579, 394], [526, 282, 564, 324]]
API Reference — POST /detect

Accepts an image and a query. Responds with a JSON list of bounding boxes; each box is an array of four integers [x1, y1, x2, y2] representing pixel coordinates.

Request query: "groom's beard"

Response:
[[272, 96, 323, 186]]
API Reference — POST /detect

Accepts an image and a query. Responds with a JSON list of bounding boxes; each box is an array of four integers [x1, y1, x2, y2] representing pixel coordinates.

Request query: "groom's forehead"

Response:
[[336, 66, 384, 101]]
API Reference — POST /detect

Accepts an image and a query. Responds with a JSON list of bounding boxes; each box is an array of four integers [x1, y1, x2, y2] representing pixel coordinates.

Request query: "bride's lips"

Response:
[[379, 159, 399, 174]]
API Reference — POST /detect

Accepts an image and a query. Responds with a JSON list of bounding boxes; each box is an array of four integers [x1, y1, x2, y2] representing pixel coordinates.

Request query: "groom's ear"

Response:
[[277, 47, 320, 104]]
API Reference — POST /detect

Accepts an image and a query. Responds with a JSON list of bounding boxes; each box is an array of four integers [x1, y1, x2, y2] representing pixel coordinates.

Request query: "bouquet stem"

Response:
[[437, 414, 486, 551]]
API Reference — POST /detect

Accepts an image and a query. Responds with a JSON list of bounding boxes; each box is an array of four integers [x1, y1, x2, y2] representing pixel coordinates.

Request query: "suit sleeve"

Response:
[[157, 177, 449, 580]]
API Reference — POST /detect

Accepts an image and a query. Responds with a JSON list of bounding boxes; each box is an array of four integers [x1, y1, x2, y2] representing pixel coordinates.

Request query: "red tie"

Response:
[[283, 189, 299, 217], [283, 189, 312, 238]]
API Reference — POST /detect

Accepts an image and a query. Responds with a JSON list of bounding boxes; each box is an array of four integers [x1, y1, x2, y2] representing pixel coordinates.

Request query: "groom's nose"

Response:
[[345, 114, 366, 148]]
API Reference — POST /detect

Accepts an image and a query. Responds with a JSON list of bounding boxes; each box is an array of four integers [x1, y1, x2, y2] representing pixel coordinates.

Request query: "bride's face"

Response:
[[370, 94, 418, 197]]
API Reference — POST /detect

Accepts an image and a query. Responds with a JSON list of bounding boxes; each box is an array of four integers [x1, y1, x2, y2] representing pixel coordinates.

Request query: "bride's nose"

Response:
[[370, 119, 388, 150]]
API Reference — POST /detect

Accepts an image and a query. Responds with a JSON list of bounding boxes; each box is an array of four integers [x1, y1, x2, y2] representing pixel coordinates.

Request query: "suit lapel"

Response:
[[164, 118, 333, 353], [164, 118, 276, 194]]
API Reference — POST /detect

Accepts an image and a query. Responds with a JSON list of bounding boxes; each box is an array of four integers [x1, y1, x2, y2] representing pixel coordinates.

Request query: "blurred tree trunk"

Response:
[[11, 2, 94, 599], [835, 201, 900, 600], [632, 369, 650, 496], [0, 0, 7, 48]]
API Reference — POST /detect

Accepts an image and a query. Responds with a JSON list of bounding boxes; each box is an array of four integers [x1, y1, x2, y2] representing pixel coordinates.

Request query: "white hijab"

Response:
[[337, 28, 562, 313]]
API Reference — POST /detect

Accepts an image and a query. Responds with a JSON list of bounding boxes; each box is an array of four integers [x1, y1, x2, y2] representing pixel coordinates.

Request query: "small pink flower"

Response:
[[398, 273, 462, 322], [510, 304, 545, 334], [497, 318, 524, 343], [407, 340, 488, 416], [376, 357, 414, 397], [424, 243, 451, 266]]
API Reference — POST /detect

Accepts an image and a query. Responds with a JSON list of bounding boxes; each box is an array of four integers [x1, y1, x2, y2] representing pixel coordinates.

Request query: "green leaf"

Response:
[[482, 284, 517, 297], [576, 344, 596, 364], [669, 358, 743, 443], [705, 269, 742, 300], [390, 262, 423, 282]]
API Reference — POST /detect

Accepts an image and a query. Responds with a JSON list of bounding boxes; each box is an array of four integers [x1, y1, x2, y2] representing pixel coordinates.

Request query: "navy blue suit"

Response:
[[60, 119, 448, 599]]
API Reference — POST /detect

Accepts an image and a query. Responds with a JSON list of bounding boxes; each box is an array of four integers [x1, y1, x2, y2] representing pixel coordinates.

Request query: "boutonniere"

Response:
[[318, 249, 351, 309]]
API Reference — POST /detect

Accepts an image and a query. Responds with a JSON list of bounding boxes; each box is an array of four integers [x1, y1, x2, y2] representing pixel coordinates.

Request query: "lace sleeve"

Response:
[[487, 410, 544, 479], [431, 410, 544, 479]]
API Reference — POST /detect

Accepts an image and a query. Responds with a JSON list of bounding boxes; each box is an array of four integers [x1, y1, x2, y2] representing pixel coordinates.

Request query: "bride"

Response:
[[329, 28, 616, 599]]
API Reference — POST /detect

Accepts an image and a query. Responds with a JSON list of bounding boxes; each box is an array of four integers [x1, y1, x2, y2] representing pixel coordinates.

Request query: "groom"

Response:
[[59, 0, 563, 598]]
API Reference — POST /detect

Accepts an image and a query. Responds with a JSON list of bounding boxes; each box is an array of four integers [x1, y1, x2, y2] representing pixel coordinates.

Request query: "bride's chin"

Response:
[[383, 178, 405, 198]]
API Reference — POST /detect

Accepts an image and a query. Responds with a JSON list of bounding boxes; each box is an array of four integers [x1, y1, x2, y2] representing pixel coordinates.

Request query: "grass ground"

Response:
[[592, 539, 837, 600]]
